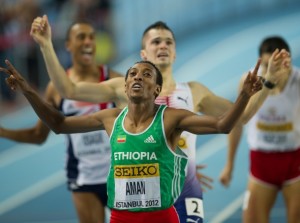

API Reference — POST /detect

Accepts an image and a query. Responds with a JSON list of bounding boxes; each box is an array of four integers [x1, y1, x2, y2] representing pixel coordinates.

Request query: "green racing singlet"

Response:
[[108, 105, 188, 212]]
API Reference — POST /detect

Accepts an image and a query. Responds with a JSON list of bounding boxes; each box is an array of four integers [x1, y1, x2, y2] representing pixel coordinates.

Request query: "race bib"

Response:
[[113, 163, 161, 209], [185, 197, 204, 219]]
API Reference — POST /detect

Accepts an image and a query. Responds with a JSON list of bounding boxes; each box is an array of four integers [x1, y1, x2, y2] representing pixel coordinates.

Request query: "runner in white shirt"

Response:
[[220, 36, 300, 223]]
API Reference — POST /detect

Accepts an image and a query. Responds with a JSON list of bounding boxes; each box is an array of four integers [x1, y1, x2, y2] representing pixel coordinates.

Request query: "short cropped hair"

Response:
[[141, 21, 175, 48], [65, 20, 94, 41], [259, 36, 290, 56], [125, 61, 163, 88]]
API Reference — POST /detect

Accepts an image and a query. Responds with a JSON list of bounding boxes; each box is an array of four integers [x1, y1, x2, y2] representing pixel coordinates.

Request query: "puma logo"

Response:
[[177, 96, 188, 105]]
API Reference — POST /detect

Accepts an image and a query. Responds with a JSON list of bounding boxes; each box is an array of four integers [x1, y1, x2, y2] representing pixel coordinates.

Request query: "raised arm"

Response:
[[30, 15, 127, 107], [0, 60, 112, 135], [176, 69, 261, 135], [0, 82, 59, 144], [239, 49, 290, 124], [0, 120, 50, 144]]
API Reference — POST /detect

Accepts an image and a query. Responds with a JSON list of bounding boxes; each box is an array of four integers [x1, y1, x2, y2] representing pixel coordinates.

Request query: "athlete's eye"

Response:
[[152, 40, 160, 45], [166, 40, 173, 45], [77, 34, 85, 40], [129, 71, 136, 76]]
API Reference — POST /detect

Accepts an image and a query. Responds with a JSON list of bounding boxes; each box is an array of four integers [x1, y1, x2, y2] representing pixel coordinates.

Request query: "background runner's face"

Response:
[[66, 23, 96, 67], [141, 29, 176, 69]]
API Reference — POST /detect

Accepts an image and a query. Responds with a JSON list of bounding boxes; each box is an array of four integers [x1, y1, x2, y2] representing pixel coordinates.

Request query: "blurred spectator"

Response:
[[0, 0, 42, 104], [0, 0, 115, 114]]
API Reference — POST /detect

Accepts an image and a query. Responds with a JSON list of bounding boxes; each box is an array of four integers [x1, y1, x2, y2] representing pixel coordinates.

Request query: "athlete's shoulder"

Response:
[[108, 69, 124, 79], [188, 80, 207, 88], [187, 81, 213, 95], [98, 107, 122, 118]]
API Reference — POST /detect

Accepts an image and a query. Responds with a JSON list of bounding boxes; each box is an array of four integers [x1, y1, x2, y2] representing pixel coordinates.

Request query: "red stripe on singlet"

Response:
[[98, 65, 108, 110]]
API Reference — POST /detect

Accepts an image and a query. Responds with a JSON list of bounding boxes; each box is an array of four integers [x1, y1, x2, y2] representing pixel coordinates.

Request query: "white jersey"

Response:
[[247, 67, 300, 152], [155, 83, 196, 157], [155, 83, 198, 185], [60, 65, 113, 185]]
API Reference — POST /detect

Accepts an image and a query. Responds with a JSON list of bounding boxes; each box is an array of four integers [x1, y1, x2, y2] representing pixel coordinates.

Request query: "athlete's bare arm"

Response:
[[165, 71, 261, 150], [1, 60, 122, 135], [238, 49, 290, 124], [0, 82, 60, 144], [189, 81, 233, 116], [109, 69, 124, 79], [30, 15, 128, 107]]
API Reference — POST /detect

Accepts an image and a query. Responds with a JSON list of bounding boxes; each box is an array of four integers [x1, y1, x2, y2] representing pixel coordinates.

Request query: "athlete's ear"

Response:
[[154, 85, 161, 98], [140, 50, 147, 60]]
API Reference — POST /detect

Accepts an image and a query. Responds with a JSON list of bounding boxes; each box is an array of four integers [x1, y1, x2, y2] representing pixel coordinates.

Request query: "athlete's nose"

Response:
[[134, 72, 143, 81], [159, 41, 168, 49]]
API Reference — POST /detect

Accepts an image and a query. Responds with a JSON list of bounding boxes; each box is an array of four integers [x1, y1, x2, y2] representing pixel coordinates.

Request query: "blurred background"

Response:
[[1, 0, 300, 222]]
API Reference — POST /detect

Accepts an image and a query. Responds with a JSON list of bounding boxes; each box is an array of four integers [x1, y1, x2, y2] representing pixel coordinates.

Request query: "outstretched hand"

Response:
[[30, 14, 51, 48], [241, 59, 263, 97], [0, 60, 30, 92], [196, 164, 214, 192]]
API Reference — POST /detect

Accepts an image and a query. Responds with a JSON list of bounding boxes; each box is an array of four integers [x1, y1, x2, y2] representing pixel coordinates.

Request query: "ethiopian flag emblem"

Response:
[[117, 135, 126, 143]]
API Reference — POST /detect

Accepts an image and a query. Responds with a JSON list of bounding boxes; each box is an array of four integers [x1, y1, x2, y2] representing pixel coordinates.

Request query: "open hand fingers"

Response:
[[0, 62, 17, 91], [244, 71, 262, 95], [272, 48, 280, 60], [5, 75, 17, 91], [283, 57, 291, 68], [244, 58, 261, 84], [0, 60, 25, 91], [199, 179, 213, 192], [196, 172, 213, 192], [272, 49, 289, 64], [4, 60, 21, 79], [249, 58, 261, 81], [0, 66, 12, 77], [196, 164, 207, 170], [253, 80, 263, 92], [252, 58, 261, 76]]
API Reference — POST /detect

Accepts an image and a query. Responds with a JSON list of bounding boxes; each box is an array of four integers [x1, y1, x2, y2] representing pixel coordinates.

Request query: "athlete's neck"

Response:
[[157, 66, 176, 96], [126, 103, 158, 132]]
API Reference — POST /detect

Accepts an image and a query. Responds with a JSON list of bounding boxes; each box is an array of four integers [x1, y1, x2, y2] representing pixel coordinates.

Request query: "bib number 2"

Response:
[[185, 198, 204, 219]]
